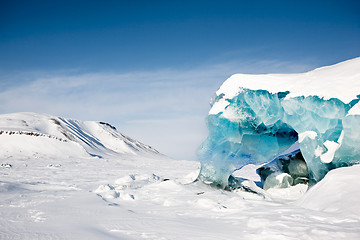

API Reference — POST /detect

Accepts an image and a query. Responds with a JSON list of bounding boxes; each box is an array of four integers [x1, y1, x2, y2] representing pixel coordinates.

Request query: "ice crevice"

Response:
[[197, 58, 360, 188]]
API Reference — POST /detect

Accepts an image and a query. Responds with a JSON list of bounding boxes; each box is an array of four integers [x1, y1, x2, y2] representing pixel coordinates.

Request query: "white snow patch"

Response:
[[215, 57, 360, 103], [314, 146, 324, 157], [266, 184, 308, 202], [233, 164, 261, 182], [298, 131, 318, 143], [347, 102, 360, 116], [320, 140, 341, 163], [209, 98, 230, 115]]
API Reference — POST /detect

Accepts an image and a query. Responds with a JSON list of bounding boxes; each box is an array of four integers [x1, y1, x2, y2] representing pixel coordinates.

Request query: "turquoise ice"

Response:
[[197, 88, 360, 188]]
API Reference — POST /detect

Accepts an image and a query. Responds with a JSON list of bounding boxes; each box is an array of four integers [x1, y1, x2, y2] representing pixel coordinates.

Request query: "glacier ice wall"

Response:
[[197, 58, 360, 188]]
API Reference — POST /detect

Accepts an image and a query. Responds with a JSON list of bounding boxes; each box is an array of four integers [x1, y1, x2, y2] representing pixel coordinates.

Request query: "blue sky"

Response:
[[0, 0, 359, 160]]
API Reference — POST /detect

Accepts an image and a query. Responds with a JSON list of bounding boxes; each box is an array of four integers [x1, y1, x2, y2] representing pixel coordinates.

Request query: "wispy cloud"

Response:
[[0, 59, 313, 160]]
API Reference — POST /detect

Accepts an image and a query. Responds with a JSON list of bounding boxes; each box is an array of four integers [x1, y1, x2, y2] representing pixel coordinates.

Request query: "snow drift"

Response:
[[198, 57, 360, 187]]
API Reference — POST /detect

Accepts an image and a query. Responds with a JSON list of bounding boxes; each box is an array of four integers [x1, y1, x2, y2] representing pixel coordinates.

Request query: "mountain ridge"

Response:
[[0, 112, 160, 159]]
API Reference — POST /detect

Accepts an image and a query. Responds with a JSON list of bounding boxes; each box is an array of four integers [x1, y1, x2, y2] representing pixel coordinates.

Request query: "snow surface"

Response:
[[348, 102, 360, 116], [298, 131, 318, 143], [215, 57, 360, 104], [1, 113, 359, 239]]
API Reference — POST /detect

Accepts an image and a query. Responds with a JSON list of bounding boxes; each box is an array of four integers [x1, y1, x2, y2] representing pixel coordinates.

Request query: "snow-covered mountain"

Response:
[[0, 112, 159, 159]]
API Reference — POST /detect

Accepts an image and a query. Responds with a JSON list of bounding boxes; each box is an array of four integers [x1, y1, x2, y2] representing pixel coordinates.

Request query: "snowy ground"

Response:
[[0, 112, 359, 239], [1, 153, 360, 240]]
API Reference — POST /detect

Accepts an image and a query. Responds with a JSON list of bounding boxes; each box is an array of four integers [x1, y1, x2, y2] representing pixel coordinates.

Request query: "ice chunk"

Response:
[[197, 58, 360, 188], [263, 173, 293, 190], [257, 150, 309, 190]]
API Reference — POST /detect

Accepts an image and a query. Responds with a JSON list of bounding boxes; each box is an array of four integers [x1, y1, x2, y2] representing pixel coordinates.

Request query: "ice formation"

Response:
[[197, 58, 360, 187], [257, 150, 309, 190]]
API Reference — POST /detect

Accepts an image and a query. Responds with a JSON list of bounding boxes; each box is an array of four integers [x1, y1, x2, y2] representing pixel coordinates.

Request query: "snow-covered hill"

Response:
[[0, 112, 159, 159]]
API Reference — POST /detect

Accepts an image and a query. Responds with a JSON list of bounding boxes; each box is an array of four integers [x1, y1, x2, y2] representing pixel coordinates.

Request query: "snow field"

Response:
[[2, 152, 359, 239]]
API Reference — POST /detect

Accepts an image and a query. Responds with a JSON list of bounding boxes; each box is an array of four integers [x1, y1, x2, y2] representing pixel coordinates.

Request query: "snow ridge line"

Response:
[[96, 122, 159, 153], [0, 130, 68, 142]]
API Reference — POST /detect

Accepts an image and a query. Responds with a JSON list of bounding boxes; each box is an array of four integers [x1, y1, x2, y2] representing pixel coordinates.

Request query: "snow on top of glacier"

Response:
[[216, 57, 360, 104], [347, 102, 360, 116]]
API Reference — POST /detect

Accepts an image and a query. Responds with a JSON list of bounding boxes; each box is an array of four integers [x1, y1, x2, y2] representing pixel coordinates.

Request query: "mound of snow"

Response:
[[296, 164, 360, 216]]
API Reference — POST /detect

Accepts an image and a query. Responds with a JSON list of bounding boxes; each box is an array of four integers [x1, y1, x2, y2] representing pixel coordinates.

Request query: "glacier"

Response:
[[197, 58, 360, 188]]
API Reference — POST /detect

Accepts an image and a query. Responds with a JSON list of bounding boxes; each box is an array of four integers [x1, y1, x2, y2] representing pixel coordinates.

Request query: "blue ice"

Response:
[[197, 88, 360, 187]]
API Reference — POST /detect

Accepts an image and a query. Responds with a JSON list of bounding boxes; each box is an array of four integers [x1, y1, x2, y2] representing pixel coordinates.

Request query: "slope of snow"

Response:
[[0, 112, 159, 159], [296, 164, 360, 216], [216, 57, 360, 103]]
